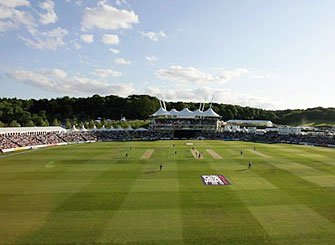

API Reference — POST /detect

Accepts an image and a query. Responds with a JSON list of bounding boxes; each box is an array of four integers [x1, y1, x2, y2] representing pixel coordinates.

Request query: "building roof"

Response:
[[126, 126, 134, 131], [0, 126, 67, 134], [227, 120, 272, 124], [151, 107, 221, 118], [202, 108, 221, 117], [115, 126, 124, 131], [70, 125, 79, 132], [152, 107, 168, 117], [135, 127, 148, 131], [100, 125, 108, 131], [80, 125, 88, 131], [90, 125, 98, 131]]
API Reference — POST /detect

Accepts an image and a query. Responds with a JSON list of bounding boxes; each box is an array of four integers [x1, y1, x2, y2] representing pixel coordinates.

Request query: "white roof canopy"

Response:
[[90, 125, 98, 131], [151, 107, 221, 118], [126, 126, 134, 131], [80, 125, 88, 132], [135, 127, 148, 131], [152, 107, 168, 117], [202, 108, 221, 117], [115, 126, 124, 131], [70, 125, 79, 132], [0, 126, 67, 135]]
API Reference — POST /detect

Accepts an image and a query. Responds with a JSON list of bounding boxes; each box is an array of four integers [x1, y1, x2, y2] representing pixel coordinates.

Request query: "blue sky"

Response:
[[0, 0, 335, 109]]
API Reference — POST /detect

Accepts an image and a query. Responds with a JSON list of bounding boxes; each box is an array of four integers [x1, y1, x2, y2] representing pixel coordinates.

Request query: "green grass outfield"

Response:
[[0, 141, 335, 245]]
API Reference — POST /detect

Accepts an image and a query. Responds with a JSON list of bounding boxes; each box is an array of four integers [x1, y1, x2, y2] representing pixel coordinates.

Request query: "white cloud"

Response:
[[0, 3, 36, 32], [139, 30, 166, 41], [146, 55, 159, 65], [80, 34, 94, 43], [40, 68, 67, 78], [6, 66, 276, 108], [116, 0, 121, 6], [0, 6, 13, 19], [145, 86, 277, 109], [114, 58, 131, 65], [11, 8, 36, 27], [38, 0, 57, 25], [156, 65, 249, 84], [20, 27, 68, 50], [8, 68, 134, 96], [0, 20, 16, 32], [92, 68, 122, 78], [109, 48, 120, 54], [0, 0, 30, 8], [220, 68, 249, 81], [74, 42, 81, 50], [65, 0, 82, 6], [102, 34, 119, 45], [81, 1, 139, 30]]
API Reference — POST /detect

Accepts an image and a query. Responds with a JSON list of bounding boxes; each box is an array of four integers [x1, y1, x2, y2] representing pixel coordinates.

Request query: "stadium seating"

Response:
[[1, 130, 334, 151]]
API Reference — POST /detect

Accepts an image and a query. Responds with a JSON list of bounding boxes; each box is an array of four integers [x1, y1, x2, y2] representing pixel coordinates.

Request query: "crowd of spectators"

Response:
[[196, 131, 335, 146], [0, 135, 18, 150], [96, 131, 173, 141], [0, 132, 97, 151], [1, 130, 334, 152], [155, 119, 216, 125]]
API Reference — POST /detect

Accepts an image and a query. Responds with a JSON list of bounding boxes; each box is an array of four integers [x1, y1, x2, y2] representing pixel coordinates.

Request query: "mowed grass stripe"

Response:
[[262, 143, 335, 174], [98, 145, 183, 244], [205, 141, 278, 191], [263, 145, 335, 179], [246, 148, 271, 159], [245, 143, 335, 180], [249, 145, 335, 224], [219, 142, 335, 242], [270, 161, 335, 187], [211, 141, 335, 239], [249, 204, 335, 243], [0, 141, 334, 244], [0, 144, 125, 210], [0, 143, 126, 245], [16, 143, 142, 245], [176, 148, 272, 244]]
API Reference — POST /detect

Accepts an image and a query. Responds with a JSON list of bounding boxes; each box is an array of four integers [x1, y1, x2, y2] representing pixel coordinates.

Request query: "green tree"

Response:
[[226, 109, 234, 120], [65, 120, 72, 129], [121, 121, 129, 128], [9, 120, 20, 127], [95, 121, 102, 129], [52, 118, 60, 126], [42, 119, 49, 126], [131, 121, 140, 129], [112, 122, 118, 129], [24, 120, 35, 127], [88, 120, 95, 129]]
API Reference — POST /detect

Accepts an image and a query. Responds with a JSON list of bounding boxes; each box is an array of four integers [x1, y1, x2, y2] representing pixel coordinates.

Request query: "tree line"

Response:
[[0, 94, 334, 128]]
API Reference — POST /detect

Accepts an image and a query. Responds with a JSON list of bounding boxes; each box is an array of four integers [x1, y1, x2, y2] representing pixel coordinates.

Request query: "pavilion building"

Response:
[[150, 105, 221, 138]]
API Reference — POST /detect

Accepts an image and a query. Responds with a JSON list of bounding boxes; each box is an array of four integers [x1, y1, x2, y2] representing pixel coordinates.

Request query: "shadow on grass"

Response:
[[236, 168, 248, 172], [143, 170, 160, 174]]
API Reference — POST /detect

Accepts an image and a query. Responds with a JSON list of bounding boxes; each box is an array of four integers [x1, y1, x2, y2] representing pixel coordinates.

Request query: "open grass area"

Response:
[[287, 119, 335, 127], [0, 141, 335, 244]]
